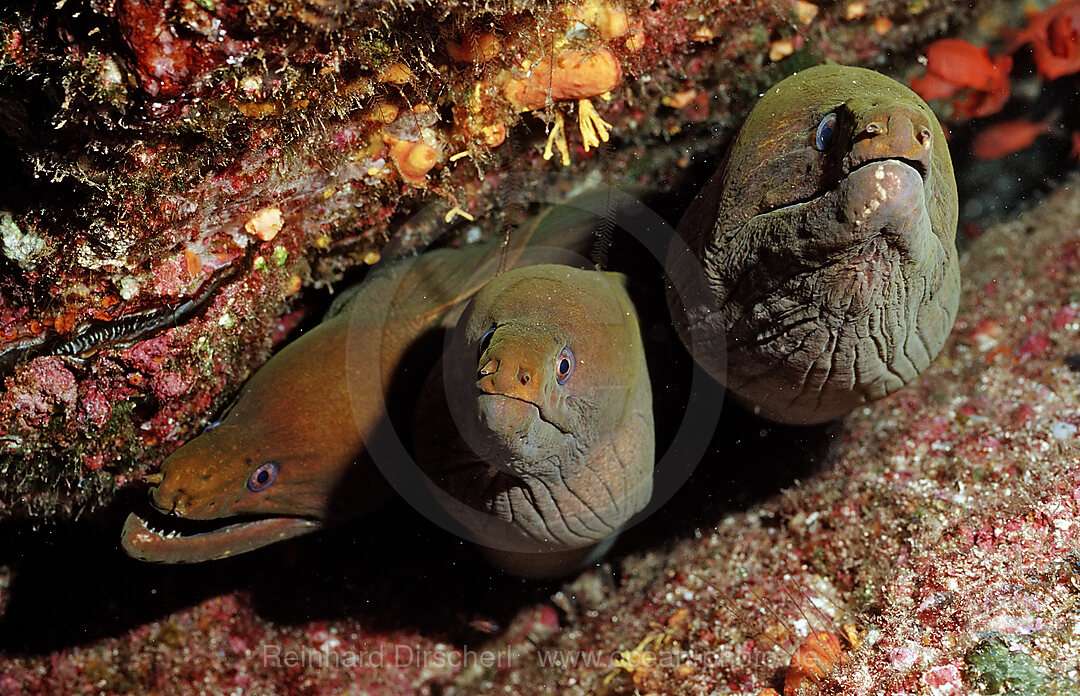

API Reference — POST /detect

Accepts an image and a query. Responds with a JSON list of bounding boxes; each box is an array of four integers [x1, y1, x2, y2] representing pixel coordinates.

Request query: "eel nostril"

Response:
[[519, 371, 531, 385], [918, 127, 932, 147], [866, 122, 884, 135]]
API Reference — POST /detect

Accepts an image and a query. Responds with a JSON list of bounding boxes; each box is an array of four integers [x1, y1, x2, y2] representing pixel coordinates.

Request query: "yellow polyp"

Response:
[[842, 623, 864, 649], [366, 102, 399, 123], [662, 89, 697, 109], [237, 102, 278, 118], [565, 0, 630, 41], [795, 0, 820, 24], [543, 111, 571, 166], [244, 206, 284, 241], [471, 82, 483, 114], [449, 151, 470, 162], [378, 62, 413, 85], [387, 137, 439, 185], [444, 206, 475, 223], [578, 98, 612, 152], [770, 38, 795, 62]]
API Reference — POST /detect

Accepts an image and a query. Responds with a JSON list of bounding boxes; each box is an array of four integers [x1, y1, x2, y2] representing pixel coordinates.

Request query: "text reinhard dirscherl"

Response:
[[259, 644, 762, 672], [260, 644, 514, 670]]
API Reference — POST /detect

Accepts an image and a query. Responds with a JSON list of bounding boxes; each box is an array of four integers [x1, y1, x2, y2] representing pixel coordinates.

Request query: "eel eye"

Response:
[[248, 462, 278, 492], [815, 112, 837, 151], [478, 326, 496, 359], [555, 347, 575, 385]]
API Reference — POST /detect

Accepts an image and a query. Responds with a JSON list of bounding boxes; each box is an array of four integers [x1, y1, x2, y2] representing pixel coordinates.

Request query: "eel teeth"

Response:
[[145, 524, 182, 539]]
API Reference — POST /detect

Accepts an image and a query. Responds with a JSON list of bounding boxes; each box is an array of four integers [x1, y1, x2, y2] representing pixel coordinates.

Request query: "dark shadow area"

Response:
[[948, 67, 1080, 244], [0, 487, 556, 654], [600, 202, 835, 559]]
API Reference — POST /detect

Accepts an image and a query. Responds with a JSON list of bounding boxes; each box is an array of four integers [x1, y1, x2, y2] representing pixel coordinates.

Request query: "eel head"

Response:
[[669, 64, 960, 424], [426, 264, 654, 562], [122, 420, 362, 563]]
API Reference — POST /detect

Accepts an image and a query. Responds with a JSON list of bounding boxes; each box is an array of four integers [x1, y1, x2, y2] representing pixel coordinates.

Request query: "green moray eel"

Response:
[[415, 264, 654, 577], [120, 248, 459, 563], [121, 192, 654, 575], [667, 64, 959, 424]]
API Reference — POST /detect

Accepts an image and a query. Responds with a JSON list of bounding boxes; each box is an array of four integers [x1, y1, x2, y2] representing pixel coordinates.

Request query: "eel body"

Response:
[[667, 64, 959, 424], [122, 191, 654, 576], [120, 250, 453, 563], [416, 264, 654, 577]]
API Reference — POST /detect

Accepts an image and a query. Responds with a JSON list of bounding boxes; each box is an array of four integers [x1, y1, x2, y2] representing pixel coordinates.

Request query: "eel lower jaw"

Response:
[[477, 391, 570, 436], [848, 159, 929, 250], [121, 509, 322, 563], [471, 393, 573, 476]]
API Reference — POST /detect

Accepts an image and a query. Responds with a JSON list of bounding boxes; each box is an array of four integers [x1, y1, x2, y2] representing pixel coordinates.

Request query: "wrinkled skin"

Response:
[[418, 264, 654, 577], [667, 64, 959, 424]]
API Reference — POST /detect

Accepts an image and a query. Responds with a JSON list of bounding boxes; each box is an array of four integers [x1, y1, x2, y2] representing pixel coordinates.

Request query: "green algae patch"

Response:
[[964, 637, 1080, 696]]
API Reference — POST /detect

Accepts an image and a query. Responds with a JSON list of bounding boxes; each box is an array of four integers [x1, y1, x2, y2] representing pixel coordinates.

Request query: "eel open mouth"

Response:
[[121, 509, 321, 563], [855, 154, 927, 180]]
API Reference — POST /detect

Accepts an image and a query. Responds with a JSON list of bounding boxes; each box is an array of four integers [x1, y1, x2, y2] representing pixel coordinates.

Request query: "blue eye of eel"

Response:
[[247, 461, 278, 492], [477, 326, 496, 359], [815, 112, 837, 151], [555, 347, 574, 385]]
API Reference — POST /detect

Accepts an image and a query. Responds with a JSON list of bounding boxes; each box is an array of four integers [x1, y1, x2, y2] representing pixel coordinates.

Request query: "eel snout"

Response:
[[477, 352, 542, 402], [846, 103, 934, 178], [147, 459, 222, 519]]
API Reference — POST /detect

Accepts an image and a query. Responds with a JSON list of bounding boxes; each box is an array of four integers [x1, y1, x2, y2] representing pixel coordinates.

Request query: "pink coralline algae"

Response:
[[922, 664, 965, 695], [4, 357, 78, 428], [1016, 331, 1052, 361], [116, 0, 250, 99]]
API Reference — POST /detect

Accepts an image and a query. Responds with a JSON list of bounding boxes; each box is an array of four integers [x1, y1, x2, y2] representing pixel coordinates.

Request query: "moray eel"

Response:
[[667, 64, 959, 424], [119, 253, 438, 563], [416, 264, 654, 578], [122, 191, 652, 574]]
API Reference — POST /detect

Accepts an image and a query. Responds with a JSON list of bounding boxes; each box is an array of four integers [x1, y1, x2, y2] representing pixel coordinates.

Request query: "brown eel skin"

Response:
[[121, 190, 655, 577], [415, 264, 654, 578], [667, 64, 959, 425]]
